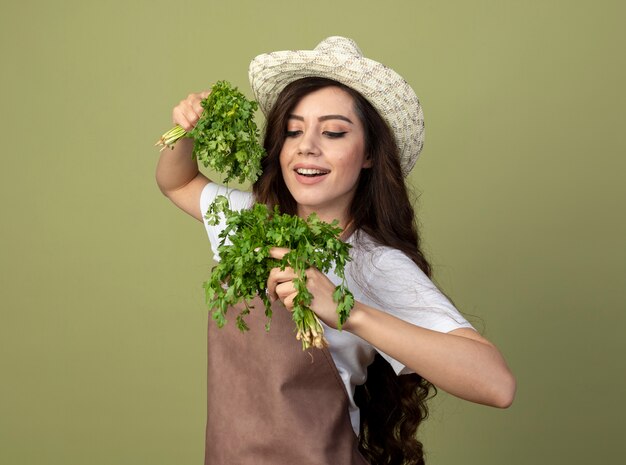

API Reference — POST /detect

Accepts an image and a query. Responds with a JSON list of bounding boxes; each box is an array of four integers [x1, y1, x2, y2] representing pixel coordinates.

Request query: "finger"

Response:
[[189, 90, 210, 115], [192, 95, 205, 115], [281, 291, 296, 311], [275, 281, 296, 304], [180, 99, 202, 127], [172, 107, 194, 131], [267, 266, 296, 301], [268, 247, 290, 260], [192, 101, 204, 116], [268, 266, 296, 282]]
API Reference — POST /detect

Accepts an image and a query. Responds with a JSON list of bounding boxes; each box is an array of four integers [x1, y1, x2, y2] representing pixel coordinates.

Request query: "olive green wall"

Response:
[[1, 1, 624, 464]]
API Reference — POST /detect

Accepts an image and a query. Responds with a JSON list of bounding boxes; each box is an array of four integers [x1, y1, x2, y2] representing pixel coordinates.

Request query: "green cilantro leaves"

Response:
[[156, 81, 265, 184], [188, 81, 264, 184], [204, 198, 354, 350]]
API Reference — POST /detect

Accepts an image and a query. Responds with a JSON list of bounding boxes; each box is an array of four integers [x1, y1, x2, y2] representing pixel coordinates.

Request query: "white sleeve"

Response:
[[199, 183, 254, 262], [363, 247, 474, 375]]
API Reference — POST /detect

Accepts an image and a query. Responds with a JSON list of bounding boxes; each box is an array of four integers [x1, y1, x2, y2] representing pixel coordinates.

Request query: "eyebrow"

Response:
[[288, 114, 354, 124]]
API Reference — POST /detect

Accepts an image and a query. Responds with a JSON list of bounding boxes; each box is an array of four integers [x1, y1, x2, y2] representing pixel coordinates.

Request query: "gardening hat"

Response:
[[248, 36, 424, 176]]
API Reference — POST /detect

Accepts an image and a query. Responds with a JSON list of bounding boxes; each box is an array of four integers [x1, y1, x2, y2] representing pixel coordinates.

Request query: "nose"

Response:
[[296, 130, 320, 156]]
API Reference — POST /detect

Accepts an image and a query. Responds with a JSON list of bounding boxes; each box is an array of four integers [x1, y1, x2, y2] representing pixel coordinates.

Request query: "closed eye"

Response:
[[324, 131, 347, 139], [285, 130, 302, 138]]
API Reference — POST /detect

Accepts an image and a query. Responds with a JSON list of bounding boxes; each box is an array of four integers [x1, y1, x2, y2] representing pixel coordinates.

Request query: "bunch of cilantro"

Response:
[[155, 80, 265, 184], [204, 197, 354, 350], [156, 80, 355, 349]]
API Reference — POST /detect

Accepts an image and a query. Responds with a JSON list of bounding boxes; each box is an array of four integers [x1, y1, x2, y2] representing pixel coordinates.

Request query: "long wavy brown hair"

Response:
[[253, 77, 436, 465]]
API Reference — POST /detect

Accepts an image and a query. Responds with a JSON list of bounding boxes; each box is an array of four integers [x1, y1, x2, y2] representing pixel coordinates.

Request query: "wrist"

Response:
[[342, 301, 368, 333]]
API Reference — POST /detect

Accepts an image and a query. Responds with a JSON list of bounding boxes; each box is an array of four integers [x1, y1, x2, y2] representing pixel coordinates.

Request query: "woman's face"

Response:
[[279, 86, 371, 225]]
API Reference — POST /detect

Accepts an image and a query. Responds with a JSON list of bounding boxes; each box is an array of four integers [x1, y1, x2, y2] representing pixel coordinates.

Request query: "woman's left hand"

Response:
[[266, 247, 344, 329]]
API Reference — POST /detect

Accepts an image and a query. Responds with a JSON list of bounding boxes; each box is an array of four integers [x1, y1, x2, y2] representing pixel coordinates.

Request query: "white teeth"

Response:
[[296, 168, 328, 175]]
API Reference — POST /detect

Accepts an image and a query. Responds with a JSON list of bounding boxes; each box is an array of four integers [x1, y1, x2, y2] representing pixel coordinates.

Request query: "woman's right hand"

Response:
[[172, 90, 211, 132]]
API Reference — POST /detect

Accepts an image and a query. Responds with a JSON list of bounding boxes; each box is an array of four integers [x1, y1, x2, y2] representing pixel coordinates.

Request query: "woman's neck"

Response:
[[297, 204, 351, 231]]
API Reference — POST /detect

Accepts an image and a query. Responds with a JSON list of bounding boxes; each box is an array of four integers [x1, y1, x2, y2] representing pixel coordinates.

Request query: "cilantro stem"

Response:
[[155, 125, 187, 151]]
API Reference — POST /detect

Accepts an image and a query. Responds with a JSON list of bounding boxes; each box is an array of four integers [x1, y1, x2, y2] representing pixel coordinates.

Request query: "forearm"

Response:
[[344, 302, 516, 408], [155, 137, 203, 194], [154, 136, 210, 221]]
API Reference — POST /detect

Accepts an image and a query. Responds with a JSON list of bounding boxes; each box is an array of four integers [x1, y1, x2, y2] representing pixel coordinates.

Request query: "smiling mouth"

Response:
[[295, 168, 330, 177]]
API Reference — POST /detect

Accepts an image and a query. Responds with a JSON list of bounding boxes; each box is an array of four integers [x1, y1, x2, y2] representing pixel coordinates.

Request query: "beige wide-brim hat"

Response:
[[248, 36, 424, 176]]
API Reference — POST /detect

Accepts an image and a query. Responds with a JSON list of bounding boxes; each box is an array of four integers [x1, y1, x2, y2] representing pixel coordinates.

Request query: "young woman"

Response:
[[156, 36, 515, 465]]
